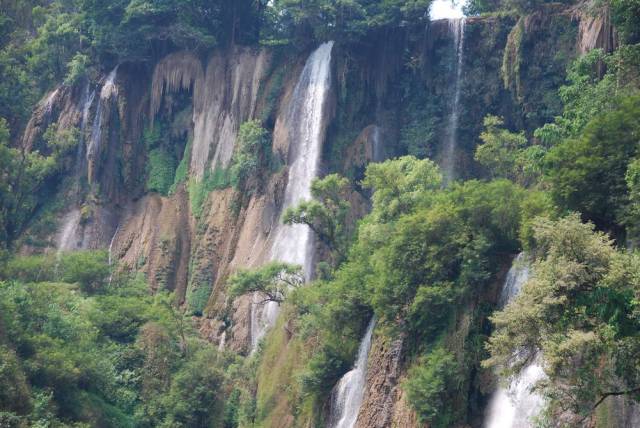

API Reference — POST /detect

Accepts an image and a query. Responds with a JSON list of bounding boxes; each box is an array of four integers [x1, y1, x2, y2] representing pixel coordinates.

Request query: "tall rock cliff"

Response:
[[17, 5, 620, 427]]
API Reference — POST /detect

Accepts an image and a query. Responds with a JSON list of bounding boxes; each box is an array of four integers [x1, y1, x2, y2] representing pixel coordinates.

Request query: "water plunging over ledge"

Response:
[[328, 318, 376, 428], [442, 18, 465, 184], [250, 41, 335, 352], [485, 254, 545, 428]]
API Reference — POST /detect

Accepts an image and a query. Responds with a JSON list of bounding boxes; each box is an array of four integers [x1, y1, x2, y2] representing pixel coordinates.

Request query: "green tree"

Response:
[[545, 95, 640, 234], [229, 120, 270, 191], [484, 214, 640, 421], [362, 155, 442, 223], [0, 118, 60, 248], [475, 115, 543, 186], [159, 349, 224, 428], [227, 262, 303, 304], [283, 174, 351, 264], [404, 346, 461, 427]]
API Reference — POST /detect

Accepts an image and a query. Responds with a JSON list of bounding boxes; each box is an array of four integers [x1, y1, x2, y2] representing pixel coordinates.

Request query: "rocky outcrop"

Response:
[[594, 395, 640, 427], [355, 335, 411, 428], [21, 87, 66, 151], [17, 6, 623, 425], [113, 190, 190, 294], [575, 5, 618, 55]]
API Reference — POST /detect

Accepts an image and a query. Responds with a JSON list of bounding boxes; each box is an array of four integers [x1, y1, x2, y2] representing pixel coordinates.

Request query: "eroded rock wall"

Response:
[[17, 5, 622, 426]]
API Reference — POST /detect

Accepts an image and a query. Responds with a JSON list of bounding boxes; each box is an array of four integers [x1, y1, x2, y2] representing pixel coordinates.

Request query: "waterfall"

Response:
[[371, 126, 385, 163], [442, 18, 465, 184], [87, 66, 118, 173], [76, 84, 96, 194], [55, 83, 96, 253], [250, 41, 334, 352], [328, 318, 376, 428], [485, 253, 545, 428], [107, 224, 120, 285], [57, 209, 82, 253]]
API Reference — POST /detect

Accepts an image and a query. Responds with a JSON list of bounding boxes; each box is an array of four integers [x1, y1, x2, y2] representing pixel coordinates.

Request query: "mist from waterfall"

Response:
[[442, 18, 465, 184], [328, 318, 376, 428], [250, 41, 334, 352], [485, 253, 545, 428]]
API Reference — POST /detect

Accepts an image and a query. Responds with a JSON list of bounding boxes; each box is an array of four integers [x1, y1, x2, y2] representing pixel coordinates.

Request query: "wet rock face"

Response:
[[151, 47, 271, 179], [354, 335, 409, 428], [16, 7, 624, 425], [113, 191, 190, 294]]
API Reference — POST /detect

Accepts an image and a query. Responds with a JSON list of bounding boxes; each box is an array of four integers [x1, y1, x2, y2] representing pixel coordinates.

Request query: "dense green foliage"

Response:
[[228, 262, 303, 304], [229, 120, 271, 191], [0, 119, 77, 250], [283, 174, 351, 266], [484, 215, 640, 421], [146, 148, 176, 195], [0, 251, 238, 427], [264, 27, 640, 426], [2, 0, 640, 427], [272, 156, 543, 424]]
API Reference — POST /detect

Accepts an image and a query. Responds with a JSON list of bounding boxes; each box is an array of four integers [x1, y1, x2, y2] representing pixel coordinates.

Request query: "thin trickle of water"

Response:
[[57, 209, 81, 253], [218, 330, 227, 351], [371, 126, 385, 163], [100, 66, 119, 99], [328, 318, 376, 428], [442, 18, 465, 184], [81, 84, 96, 132], [87, 66, 118, 169], [57, 84, 97, 253], [74, 84, 96, 195], [43, 88, 60, 114], [499, 253, 530, 307], [250, 41, 334, 352], [485, 253, 545, 428], [107, 224, 120, 285]]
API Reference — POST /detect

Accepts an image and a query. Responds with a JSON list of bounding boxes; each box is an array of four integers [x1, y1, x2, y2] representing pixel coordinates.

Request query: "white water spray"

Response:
[[250, 41, 334, 352], [328, 318, 376, 428], [485, 253, 545, 428], [442, 18, 465, 184]]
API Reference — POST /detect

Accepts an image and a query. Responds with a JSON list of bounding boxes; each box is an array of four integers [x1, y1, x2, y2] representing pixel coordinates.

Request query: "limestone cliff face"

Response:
[[355, 335, 409, 428], [18, 5, 621, 427]]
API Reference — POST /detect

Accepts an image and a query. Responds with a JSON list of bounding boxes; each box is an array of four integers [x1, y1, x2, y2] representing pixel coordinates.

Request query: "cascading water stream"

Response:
[[87, 66, 118, 171], [56, 84, 96, 254], [249, 41, 334, 352], [73, 84, 96, 198], [442, 18, 465, 184], [57, 67, 118, 254], [107, 224, 120, 285], [485, 253, 545, 428], [328, 318, 376, 428]]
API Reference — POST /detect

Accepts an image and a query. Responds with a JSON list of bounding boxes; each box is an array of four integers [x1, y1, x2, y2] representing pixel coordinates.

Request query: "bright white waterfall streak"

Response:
[[485, 253, 545, 428], [107, 224, 120, 285], [87, 66, 118, 167], [442, 18, 465, 184], [250, 41, 334, 352], [371, 126, 384, 163], [75, 85, 96, 192], [328, 318, 376, 428], [56, 85, 95, 253], [57, 209, 81, 253]]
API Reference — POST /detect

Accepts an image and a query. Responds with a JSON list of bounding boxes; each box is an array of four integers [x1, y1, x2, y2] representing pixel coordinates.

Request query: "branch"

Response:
[[578, 386, 640, 424], [592, 387, 640, 411]]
